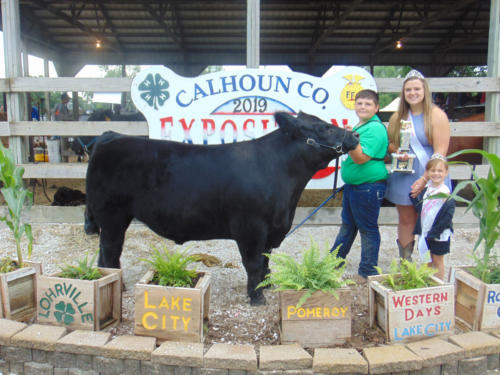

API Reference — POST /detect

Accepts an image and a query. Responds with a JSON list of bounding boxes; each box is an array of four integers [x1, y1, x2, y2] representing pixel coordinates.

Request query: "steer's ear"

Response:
[[275, 112, 300, 138]]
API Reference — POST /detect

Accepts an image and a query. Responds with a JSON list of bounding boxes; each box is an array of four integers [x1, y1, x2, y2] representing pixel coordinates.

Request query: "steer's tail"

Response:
[[84, 206, 99, 235]]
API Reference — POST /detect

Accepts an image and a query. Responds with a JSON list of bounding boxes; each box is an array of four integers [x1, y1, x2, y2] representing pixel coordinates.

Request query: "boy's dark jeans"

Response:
[[331, 181, 386, 278]]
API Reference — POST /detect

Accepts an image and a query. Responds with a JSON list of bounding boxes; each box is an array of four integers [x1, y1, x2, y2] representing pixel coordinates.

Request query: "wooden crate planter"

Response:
[[134, 271, 210, 343], [451, 267, 500, 331], [368, 274, 455, 343], [279, 288, 351, 347], [0, 262, 42, 321], [36, 268, 122, 331]]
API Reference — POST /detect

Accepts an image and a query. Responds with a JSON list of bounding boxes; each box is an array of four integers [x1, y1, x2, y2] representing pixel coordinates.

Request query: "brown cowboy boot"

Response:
[[397, 239, 415, 262]]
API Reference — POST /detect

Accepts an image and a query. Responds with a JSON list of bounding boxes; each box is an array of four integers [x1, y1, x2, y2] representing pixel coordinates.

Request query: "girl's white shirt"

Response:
[[418, 183, 452, 260]]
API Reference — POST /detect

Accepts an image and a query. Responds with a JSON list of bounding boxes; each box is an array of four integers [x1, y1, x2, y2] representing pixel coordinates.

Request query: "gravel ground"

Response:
[[0, 222, 480, 349]]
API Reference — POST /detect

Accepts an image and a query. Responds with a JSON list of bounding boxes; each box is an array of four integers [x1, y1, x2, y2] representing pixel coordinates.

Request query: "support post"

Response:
[[121, 65, 127, 110], [22, 40, 32, 162], [44, 59, 51, 120], [2, 0, 28, 163], [484, 0, 500, 155], [246, 0, 260, 68]]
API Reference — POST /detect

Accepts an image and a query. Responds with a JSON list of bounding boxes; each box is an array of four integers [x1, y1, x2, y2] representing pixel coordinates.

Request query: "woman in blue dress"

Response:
[[385, 70, 451, 261]]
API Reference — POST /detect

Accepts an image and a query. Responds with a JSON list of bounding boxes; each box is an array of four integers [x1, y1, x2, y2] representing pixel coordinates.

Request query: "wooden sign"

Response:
[[36, 268, 121, 331], [134, 271, 210, 343], [130, 66, 378, 189], [368, 275, 455, 343], [452, 267, 500, 331], [279, 289, 351, 347]]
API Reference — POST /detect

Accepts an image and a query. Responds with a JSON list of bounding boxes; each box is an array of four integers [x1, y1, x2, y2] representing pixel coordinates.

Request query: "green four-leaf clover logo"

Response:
[[54, 301, 75, 325], [138, 73, 169, 110]]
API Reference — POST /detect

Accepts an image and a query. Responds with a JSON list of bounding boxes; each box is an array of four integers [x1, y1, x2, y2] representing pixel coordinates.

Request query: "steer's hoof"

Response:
[[249, 295, 266, 306]]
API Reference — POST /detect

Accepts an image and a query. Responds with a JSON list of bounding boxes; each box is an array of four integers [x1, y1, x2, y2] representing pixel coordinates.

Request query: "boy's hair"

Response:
[[426, 158, 448, 171], [355, 89, 379, 106]]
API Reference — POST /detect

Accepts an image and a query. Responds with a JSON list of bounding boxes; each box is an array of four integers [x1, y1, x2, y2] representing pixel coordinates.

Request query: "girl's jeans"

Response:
[[331, 181, 387, 278]]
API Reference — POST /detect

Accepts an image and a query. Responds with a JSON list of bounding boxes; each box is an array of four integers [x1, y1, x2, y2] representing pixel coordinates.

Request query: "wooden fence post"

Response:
[[485, 0, 500, 156]]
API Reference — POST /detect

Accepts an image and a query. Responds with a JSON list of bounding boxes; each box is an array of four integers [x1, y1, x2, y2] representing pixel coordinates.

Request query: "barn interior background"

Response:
[[0, 0, 498, 224]]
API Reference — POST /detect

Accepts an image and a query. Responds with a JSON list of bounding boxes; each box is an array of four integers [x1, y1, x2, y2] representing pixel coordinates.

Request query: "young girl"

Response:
[[410, 156, 455, 280]]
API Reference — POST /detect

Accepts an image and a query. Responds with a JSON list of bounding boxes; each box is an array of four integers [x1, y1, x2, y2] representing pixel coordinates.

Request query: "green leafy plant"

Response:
[[374, 259, 438, 291], [469, 254, 500, 284], [256, 240, 354, 308], [436, 149, 500, 283], [142, 244, 198, 287], [0, 143, 33, 269], [58, 251, 102, 280], [0, 257, 16, 273]]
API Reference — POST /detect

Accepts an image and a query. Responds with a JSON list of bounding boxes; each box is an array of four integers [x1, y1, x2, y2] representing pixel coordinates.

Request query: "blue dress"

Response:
[[385, 114, 433, 206]]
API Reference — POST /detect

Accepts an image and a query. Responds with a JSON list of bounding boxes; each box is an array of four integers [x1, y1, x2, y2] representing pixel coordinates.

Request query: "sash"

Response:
[[408, 111, 429, 173], [418, 184, 450, 261]]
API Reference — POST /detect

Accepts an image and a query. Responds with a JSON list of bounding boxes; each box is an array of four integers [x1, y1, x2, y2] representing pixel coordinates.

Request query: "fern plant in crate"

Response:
[[0, 142, 41, 321], [374, 259, 438, 292], [368, 259, 455, 343], [134, 244, 211, 343], [142, 245, 199, 287], [444, 149, 500, 331], [57, 251, 103, 281], [36, 251, 122, 330], [257, 240, 354, 347]]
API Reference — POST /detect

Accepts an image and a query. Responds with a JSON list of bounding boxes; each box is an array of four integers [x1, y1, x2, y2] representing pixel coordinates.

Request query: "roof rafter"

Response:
[[30, 0, 119, 52], [370, 4, 399, 53], [19, 4, 59, 55], [95, 1, 124, 52], [433, 3, 478, 54], [308, 0, 363, 56], [141, 0, 183, 50], [371, 0, 478, 56]]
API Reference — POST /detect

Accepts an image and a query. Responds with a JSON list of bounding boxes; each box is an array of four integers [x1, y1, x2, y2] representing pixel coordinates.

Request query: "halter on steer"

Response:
[[285, 131, 352, 238]]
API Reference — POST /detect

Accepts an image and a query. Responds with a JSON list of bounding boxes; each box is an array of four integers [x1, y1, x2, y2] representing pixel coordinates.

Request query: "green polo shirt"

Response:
[[341, 114, 389, 185]]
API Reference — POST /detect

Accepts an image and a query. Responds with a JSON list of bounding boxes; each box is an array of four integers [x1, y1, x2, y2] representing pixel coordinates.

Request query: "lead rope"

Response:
[[285, 157, 343, 238]]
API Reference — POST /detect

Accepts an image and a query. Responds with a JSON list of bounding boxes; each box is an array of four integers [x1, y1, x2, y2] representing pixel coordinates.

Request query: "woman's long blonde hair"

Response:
[[388, 77, 434, 146]]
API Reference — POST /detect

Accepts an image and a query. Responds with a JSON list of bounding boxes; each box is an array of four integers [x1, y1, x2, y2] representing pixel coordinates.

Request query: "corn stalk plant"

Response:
[[257, 239, 354, 308], [434, 149, 500, 283], [0, 143, 33, 270]]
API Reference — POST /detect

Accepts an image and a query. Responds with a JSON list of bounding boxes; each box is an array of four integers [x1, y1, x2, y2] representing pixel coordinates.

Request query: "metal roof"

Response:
[[6, 0, 491, 76]]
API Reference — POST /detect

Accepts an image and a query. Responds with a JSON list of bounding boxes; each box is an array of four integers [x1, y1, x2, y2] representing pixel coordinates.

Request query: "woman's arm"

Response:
[[386, 114, 400, 154], [430, 106, 451, 156], [411, 106, 451, 197]]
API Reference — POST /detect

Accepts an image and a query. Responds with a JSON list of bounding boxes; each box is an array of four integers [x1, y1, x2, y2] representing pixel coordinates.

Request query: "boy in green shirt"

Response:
[[331, 89, 388, 282]]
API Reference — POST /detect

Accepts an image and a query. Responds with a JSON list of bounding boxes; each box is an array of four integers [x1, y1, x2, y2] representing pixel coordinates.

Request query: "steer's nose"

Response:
[[353, 132, 360, 140]]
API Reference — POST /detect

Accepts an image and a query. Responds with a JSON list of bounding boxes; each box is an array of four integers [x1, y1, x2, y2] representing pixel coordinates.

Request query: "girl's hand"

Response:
[[397, 153, 410, 161], [344, 124, 353, 131]]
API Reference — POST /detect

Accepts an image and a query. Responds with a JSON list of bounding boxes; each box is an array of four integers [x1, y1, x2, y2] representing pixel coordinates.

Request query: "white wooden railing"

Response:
[[0, 76, 498, 224], [1, 76, 498, 181]]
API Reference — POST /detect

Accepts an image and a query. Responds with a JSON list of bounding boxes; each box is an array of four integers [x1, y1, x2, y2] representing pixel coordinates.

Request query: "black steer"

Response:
[[84, 111, 359, 304]]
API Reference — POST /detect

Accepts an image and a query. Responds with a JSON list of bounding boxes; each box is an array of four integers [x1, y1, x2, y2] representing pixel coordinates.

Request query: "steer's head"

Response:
[[275, 111, 359, 158]]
